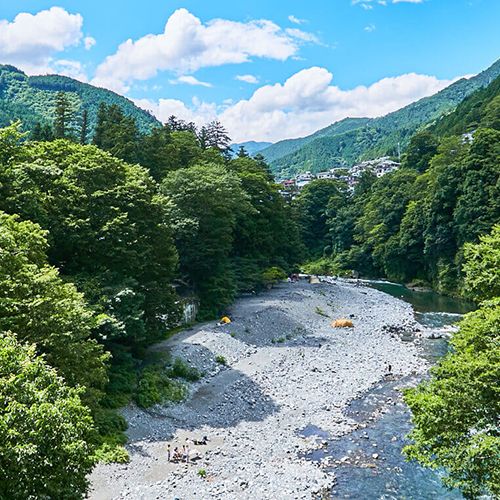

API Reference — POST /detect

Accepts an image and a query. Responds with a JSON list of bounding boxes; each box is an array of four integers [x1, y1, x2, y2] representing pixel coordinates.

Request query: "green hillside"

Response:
[[263, 58, 500, 178], [260, 117, 370, 164], [432, 73, 500, 136], [0, 65, 160, 136]]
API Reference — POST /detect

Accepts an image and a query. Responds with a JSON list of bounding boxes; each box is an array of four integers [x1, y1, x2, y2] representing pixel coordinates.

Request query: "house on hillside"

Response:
[[295, 172, 316, 189]]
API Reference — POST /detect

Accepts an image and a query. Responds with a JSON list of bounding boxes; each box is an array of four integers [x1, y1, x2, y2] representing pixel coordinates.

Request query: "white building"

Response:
[[295, 171, 316, 189]]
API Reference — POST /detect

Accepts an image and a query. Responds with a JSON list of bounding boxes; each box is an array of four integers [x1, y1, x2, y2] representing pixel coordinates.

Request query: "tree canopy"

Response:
[[0, 333, 97, 499]]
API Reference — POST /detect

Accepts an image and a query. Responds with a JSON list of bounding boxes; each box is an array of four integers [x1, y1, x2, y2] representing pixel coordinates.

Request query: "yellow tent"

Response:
[[220, 316, 231, 324]]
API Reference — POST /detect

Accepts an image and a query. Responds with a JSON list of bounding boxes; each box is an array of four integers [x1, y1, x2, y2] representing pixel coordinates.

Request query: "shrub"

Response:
[[135, 366, 187, 408], [261, 266, 287, 287], [215, 355, 227, 365], [166, 357, 202, 382], [302, 257, 341, 276], [94, 443, 129, 464]]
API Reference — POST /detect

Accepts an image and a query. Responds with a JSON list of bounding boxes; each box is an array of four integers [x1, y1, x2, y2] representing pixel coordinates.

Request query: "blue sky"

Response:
[[1, 0, 499, 141]]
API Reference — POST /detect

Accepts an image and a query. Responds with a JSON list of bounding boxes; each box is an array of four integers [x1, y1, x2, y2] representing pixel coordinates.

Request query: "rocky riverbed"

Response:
[[89, 279, 428, 499]]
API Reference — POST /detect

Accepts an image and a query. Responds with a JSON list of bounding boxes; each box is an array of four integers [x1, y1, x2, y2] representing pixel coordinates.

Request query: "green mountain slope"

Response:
[[264, 58, 500, 178], [260, 117, 370, 164], [0, 65, 160, 136], [431, 73, 500, 136]]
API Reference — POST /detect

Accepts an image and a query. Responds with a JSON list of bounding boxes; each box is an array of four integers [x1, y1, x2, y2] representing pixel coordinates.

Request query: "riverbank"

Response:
[[89, 279, 427, 499]]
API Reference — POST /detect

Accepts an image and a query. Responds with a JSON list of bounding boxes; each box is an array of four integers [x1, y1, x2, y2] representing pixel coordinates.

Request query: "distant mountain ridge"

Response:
[[0, 65, 160, 136], [261, 58, 500, 178], [230, 140, 272, 157]]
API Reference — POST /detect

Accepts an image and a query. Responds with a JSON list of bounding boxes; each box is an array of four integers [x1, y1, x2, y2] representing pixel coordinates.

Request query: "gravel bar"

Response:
[[89, 279, 427, 500]]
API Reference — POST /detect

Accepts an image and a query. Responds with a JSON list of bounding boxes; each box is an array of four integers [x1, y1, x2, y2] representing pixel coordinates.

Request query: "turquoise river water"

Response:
[[304, 280, 475, 499]]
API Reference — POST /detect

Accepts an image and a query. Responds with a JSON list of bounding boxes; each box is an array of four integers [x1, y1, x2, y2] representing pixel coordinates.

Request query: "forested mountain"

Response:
[[259, 117, 371, 164], [431, 72, 500, 136], [230, 140, 272, 157], [261, 58, 500, 178], [0, 65, 159, 136]]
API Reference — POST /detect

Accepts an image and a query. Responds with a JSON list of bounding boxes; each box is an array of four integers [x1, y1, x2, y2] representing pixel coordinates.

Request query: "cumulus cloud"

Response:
[[0, 7, 84, 74], [364, 24, 376, 32], [92, 8, 319, 93], [171, 75, 212, 87], [139, 67, 459, 143], [84, 36, 96, 50], [222, 68, 458, 142], [134, 97, 217, 125], [236, 74, 259, 84], [51, 59, 88, 82]]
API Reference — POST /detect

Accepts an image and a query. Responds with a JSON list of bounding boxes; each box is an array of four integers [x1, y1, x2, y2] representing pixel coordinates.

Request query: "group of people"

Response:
[[167, 444, 191, 463], [167, 436, 208, 464]]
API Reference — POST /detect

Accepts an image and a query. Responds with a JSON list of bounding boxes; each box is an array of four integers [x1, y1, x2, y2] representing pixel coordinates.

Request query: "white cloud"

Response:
[[0, 7, 84, 74], [221, 68, 459, 142], [285, 28, 320, 44], [92, 8, 319, 93], [171, 75, 212, 87], [236, 74, 259, 84], [134, 97, 217, 125], [84, 36, 96, 50], [288, 15, 305, 25], [393, 0, 423, 3], [141, 67, 458, 143], [52, 59, 88, 82], [364, 24, 376, 32]]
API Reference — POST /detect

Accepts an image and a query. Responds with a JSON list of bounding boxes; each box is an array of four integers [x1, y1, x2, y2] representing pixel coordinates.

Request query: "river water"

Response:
[[303, 280, 475, 499]]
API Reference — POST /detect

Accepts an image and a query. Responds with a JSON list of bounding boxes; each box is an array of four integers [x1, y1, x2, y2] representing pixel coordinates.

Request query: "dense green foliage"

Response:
[[0, 333, 96, 499], [404, 226, 500, 498], [297, 75, 500, 296], [0, 88, 304, 496], [261, 59, 500, 177], [0, 129, 179, 344], [0, 65, 159, 137], [162, 163, 248, 316], [0, 211, 109, 406], [293, 179, 348, 258], [462, 226, 500, 301]]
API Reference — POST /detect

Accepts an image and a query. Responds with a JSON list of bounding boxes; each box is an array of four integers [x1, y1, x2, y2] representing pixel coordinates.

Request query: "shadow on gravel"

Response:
[[219, 306, 309, 347], [140, 344, 280, 438], [182, 366, 279, 428], [216, 284, 325, 347], [135, 282, 338, 440]]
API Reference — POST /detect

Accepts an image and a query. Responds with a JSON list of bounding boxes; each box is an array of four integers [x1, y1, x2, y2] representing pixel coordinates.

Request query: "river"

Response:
[[304, 280, 475, 499]]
